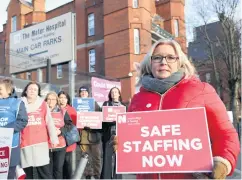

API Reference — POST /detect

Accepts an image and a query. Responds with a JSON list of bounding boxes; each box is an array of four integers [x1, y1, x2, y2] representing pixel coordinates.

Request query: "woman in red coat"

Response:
[[58, 91, 77, 179], [113, 39, 240, 179]]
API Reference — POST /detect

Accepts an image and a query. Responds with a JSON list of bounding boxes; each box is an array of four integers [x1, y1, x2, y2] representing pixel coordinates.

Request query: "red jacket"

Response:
[[65, 105, 77, 152], [128, 76, 240, 179]]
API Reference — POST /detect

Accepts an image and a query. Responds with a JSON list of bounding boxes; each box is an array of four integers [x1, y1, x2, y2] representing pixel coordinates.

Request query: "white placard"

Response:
[[0, 128, 14, 179]]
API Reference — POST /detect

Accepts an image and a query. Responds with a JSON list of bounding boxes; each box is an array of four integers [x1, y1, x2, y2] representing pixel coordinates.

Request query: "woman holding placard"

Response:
[[45, 91, 73, 179], [112, 39, 240, 179], [101, 87, 126, 179], [20, 82, 59, 179]]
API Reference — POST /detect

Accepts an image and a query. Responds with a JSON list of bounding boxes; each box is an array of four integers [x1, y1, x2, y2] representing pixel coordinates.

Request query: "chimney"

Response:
[[32, 0, 45, 12]]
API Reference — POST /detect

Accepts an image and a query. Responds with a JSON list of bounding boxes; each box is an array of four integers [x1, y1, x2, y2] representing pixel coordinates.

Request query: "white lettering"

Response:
[[178, 139, 190, 150], [172, 124, 181, 135], [154, 155, 166, 167], [153, 140, 163, 151], [167, 154, 183, 167], [140, 126, 149, 137], [142, 140, 153, 152], [132, 141, 142, 152], [163, 139, 173, 151], [161, 125, 171, 136], [142, 155, 183, 168], [123, 141, 132, 153], [150, 126, 162, 137], [142, 155, 153, 167], [191, 138, 202, 150]]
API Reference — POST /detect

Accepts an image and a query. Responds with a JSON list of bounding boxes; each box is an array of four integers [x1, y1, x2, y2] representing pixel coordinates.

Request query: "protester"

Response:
[[112, 39, 240, 179], [101, 87, 126, 179], [58, 91, 77, 179], [45, 91, 73, 179], [0, 78, 28, 179], [78, 86, 102, 179], [20, 82, 59, 179]]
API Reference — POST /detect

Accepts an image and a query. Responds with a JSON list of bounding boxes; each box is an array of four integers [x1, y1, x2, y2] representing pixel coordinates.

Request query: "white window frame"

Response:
[[133, 0, 138, 8], [11, 16, 17, 32], [57, 65, 63, 79], [88, 13, 95, 36], [134, 29, 140, 54], [205, 73, 211, 83], [89, 49, 96, 73], [26, 72, 31, 80], [174, 19, 179, 37]]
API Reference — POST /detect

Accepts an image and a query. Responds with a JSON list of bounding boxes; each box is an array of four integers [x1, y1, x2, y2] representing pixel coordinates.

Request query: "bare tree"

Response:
[[213, 0, 241, 129], [191, 0, 241, 129]]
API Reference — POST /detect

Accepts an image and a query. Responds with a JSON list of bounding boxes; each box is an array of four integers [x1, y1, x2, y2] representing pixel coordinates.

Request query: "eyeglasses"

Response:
[[151, 55, 179, 63]]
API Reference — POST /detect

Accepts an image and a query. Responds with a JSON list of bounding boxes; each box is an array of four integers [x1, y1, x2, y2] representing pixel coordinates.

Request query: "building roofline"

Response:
[[46, 0, 74, 13]]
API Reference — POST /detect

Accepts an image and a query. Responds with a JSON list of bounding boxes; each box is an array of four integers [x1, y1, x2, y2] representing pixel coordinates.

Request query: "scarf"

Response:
[[141, 71, 184, 94]]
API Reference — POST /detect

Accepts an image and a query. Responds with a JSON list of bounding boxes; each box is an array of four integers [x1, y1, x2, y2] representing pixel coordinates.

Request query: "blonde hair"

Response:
[[0, 78, 14, 93], [137, 39, 196, 84], [45, 91, 60, 105]]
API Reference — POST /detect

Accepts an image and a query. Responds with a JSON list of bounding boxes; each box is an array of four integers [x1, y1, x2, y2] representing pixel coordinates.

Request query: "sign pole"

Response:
[[46, 58, 51, 83], [69, 13, 77, 175]]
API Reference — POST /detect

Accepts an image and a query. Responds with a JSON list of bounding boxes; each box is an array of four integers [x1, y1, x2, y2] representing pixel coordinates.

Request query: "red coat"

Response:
[[65, 105, 77, 152], [128, 76, 240, 179]]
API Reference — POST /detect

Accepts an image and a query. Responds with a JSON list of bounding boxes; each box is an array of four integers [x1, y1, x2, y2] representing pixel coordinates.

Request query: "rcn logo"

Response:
[[118, 115, 126, 124]]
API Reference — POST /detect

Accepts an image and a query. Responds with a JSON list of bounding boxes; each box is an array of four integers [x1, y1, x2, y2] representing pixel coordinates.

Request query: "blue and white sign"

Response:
[[73, 98, 95, 112], [9, 12, 76, 73]]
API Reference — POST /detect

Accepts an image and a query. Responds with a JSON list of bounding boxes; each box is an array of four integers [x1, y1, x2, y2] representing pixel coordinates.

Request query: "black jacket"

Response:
[[101, 101, 127, 142]]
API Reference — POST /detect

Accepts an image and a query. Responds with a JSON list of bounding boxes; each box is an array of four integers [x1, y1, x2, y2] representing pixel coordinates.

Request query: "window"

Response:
[[134, 29, 140, 54], [88, 13, 95, 36], [133, 0, 138, 8], [174, 19, 179, 37], [57, 65, 63, 79], [11, 16, 17, 32], [26, 72, 31, 80], [37, 69, 43, 82], [11, 74, 16, 78], [89, 49, 96, 73], [205, 73, 211, 83]]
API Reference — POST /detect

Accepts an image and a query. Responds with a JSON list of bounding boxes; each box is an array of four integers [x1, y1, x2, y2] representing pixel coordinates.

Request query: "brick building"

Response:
[[188, 21, 232, 107], [0, 0, 186, 102]]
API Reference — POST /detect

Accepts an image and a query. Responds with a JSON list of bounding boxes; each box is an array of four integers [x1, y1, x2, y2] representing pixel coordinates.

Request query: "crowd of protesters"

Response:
[[0, 38, 240, 180], [0, 78, 125, 179]]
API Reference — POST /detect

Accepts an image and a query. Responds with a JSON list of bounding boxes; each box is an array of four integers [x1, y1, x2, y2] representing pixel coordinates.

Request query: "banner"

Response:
[[103, 106, 126, 122], [91, 77, 121, 103], [77, 112, 103, 129], [116, 108, 213, 174], [72, 98, 95, 112], [0, 128, 14, 179]]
